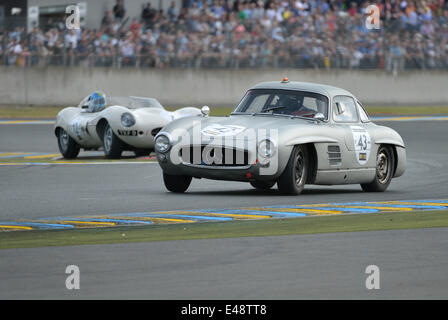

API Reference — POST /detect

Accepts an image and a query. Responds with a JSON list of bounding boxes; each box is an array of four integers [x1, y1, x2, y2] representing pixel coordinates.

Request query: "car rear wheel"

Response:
[[103, 123, 123, 159], [163, 173, 192, 193], [57, 128, 80, 159], [250, 180, 276, 190], [277, 145, 308, 195], [361, 145, 395, 192]]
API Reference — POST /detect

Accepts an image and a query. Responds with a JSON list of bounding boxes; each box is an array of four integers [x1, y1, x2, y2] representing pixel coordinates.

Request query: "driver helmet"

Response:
[[87, 91, 107, 113], [278, 95, 299, 114]]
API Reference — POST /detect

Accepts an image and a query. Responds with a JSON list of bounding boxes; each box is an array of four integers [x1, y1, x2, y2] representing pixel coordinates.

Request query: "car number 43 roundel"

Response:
[[351, 126, 371, 165]]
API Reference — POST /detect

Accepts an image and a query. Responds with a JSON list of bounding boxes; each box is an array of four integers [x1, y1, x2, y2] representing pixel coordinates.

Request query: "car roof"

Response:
[[249, 81, 355, 98]]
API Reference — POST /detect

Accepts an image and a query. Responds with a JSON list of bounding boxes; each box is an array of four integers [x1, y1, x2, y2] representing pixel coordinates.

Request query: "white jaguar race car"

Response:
[[54, 92, 201, 159]]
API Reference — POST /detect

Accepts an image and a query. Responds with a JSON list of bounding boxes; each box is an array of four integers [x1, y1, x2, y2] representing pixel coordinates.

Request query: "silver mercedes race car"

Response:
[[54, 92, 201, 159], [155, 79, 406, 194]]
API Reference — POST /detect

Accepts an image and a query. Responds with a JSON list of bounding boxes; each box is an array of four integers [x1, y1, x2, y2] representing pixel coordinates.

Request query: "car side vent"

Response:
[[328, 145, 341, 166]]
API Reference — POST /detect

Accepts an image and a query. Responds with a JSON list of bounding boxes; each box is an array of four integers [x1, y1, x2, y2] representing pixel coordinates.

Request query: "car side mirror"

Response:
[[201, 105, 210, 117], [335, 102, 346, 115], [313, 113, 325, 121]]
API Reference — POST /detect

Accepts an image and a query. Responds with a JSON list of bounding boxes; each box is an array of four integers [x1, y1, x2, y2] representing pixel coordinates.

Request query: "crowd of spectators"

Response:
[[1, 0, 448, 71]]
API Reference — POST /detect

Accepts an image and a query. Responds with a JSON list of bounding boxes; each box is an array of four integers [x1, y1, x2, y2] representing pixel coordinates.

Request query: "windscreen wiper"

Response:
[[261, 106, 286, 112]]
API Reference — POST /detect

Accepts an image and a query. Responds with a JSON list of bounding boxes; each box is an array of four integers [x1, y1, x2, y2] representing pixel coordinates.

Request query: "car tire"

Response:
[[361, 145, 395, 192], [57, 128, 80, 159], [163, 173, 192, 193], [250, 180, 276, 190], [277, 145, 308, 195], [103, 123, 123, 159], [134, 148, 153, 157]]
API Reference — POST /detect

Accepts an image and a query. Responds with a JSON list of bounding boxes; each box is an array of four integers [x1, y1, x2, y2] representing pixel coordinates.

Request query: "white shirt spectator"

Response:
[[350, 50, 364, 68], [13, 43, 23, 55], [47, 30, 59, 47], [251, 7, 264, 20], [408, 11, 418, 26], [121, 40, 134, 57], [420, 22, 434, 38], [65, 32, 78, 49], [260, 13, 272, 30], [266, 8, 276, 20]]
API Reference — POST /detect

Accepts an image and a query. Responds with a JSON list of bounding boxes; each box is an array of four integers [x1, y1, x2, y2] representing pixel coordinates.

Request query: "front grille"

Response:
[[180, 145, 249, 167]]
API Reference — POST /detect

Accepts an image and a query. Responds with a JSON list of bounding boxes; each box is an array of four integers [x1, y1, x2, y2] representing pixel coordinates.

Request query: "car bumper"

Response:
[[156, 153, 282, 182]]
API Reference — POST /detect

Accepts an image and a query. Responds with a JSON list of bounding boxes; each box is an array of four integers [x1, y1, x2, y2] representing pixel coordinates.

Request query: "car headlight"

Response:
[[155, 134, 171, 153], [121, 112, 135, 127], [258, 138, 276, 158]]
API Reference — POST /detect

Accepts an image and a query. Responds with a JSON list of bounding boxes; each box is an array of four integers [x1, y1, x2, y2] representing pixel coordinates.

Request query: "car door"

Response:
[[332, 95, 373, 170]]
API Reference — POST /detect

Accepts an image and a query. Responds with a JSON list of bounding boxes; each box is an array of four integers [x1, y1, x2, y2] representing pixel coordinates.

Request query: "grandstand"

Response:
[[1, 0, 447, 71]]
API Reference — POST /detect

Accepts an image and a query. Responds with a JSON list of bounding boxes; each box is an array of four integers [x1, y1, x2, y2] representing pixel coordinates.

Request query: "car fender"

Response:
[[54, 106, 79, 136], [371, 126, 406, 177], [172, 107, 202, 118], [90, 106, 174, 149], [55, 106, 103, 147], [372, 126, 405, 148]]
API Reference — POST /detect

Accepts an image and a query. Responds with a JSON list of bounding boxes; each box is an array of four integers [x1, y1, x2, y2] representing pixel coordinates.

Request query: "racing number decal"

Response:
[[201, 124, 246, 136], [70, 115, 90, 141], [70, 119, 84, 140], [358, 134, 368, 150], [351, 126, 371, 165]]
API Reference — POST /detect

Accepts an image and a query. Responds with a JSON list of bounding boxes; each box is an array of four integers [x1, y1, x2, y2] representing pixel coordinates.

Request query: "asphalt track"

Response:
[[0, 119, 448, 299], [1, 120, 448, 220]]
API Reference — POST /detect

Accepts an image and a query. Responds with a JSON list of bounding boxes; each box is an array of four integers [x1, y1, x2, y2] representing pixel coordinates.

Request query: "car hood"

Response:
[[161, 114, 320, 144]]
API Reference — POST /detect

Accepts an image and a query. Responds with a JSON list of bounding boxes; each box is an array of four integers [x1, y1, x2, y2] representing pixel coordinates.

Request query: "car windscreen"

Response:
[[108, 96, 164, 109], [233, 89, 328, 119]]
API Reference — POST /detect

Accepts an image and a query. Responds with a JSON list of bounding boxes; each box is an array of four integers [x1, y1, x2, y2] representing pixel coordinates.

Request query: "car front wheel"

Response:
[[103, 123, 123, 159], [57, 128, 80, 159], [163, 173, 192, 193], [277, 145, 308, 195], [361, 145, 395, 192]]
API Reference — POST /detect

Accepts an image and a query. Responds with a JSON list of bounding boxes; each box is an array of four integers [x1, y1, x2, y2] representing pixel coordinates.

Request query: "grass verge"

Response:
[[365, 105, 448, 115], [1, 105, 448, 119], [1, 210, 447, 249]]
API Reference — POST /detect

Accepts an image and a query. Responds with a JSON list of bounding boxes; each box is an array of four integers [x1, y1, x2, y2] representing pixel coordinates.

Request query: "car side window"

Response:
[[357, 101, 370, 122], [333, 96, 359, 123]]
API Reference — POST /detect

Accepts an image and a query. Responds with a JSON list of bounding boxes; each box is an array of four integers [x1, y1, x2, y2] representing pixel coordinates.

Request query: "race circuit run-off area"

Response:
[[1, 199, 447, 232], [1, 117, 448, 232]]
